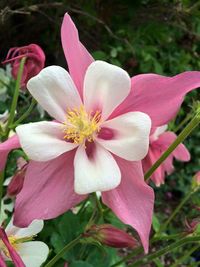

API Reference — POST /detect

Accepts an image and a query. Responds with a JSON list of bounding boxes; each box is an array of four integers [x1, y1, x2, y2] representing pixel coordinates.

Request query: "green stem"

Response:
[[3, 57, 26, 139], [44, 235, 82, 267], [145, 113, 200, 181], [173, 112, 193, 133], [171, 243, 199, 267], [111, 233, 183, 267], [129, 235, 200, 267], [157, 188, 198, 235], [11, 98, 36, 128]]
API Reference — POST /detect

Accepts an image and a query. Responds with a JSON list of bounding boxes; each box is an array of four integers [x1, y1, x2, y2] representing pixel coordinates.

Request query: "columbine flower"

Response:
[[2, 44, 45, 88], [142, 125, 190, 186], [0, 135, 20, 172], [0, 218, 49, 267], [14, 13, 200, 253]]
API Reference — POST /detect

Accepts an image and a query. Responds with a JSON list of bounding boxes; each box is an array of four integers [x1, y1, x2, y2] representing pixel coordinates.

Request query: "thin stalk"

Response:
[[44, 235, 82, 267], [157, 187, 199, 235], [171, 244, 199, 267], [129, 235, 200, 267], [4, 57, 26, 138], [173, 112, 193, 133], [145, 113, 200, 180], [11, 98, 36, 128]]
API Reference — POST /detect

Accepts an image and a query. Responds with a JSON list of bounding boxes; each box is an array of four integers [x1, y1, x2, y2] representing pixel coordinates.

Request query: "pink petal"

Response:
[[0, 135, 20, 171], [0, 227, 25, 267], [14, 150, 86, 227], [102, 158, 154, 253], [61, 13, 94, 98], [156, 131, 190, 161], [142, 147, 165, 186], [111, 72, 200, 127]]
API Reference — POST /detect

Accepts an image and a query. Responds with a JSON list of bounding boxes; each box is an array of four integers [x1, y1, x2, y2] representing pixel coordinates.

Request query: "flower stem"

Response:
[[156, 187, 199, 235], [129, 235, 200, 267], [144, 112, 200, 181], [11, 98, 36, 128], [44, 235, 82, 267], [173, 112, 193, 132], [110, 233, 183, 267], [3, 57, 26, 139], [171, 243, 199, 267]]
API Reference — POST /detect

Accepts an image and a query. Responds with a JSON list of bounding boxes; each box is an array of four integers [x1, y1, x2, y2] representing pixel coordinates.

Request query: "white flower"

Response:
[[1, 218, 49, 267]]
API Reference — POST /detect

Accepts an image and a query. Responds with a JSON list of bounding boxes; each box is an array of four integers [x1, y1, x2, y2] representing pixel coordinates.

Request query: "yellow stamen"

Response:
[[63, 106, 101, 144]]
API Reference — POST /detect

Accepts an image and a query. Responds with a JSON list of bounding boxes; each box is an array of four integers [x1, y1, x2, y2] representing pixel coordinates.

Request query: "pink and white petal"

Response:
[[16, 121, 78, 161], [14, 151, 86, 227], [111, 72, 200, 126], [162, 155, 175, 175], [17, 241, 49, 267], [97, 112, 151, 161], [102, 159, 154, 253], [151, 125, 168, 141], [6, 218, 43, 238], [84, 61, 131, 121], [27, 66, 82, 122], [0, 135, 21, 171], [74, 143, 121, 194], [61, 13, 94, 98], [156, 131, 190, 161]]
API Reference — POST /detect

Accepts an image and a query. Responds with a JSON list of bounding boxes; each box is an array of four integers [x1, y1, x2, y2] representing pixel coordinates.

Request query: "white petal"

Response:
[[18, 241, 49, 267], [6, 218, 44, 238], [16, 121, 78, 161], [74, 143, 121, 194], [27, 66, 82, 122], [97, 112, 151, 161], [83, 61, 131, 120]]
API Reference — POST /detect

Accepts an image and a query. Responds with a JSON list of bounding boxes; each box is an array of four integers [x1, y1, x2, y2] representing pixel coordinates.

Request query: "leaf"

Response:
[[152, 214, 160, 233]]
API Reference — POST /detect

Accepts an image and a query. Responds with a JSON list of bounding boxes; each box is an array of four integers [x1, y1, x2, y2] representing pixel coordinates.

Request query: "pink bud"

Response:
[[7, 159, 27, 197], [86, 224, 138, 248], [2, 44, 45, 88]]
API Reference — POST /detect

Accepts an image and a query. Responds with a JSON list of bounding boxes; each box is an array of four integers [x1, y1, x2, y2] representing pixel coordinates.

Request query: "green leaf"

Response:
[[152, 214, 161, 233]]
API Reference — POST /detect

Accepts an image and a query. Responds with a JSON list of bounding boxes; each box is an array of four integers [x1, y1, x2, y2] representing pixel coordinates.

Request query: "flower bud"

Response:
[[86, 224, 138, 248], [7, 158, 27, 197], [192, 171, 200, 189], [2, 44, 45, 88]]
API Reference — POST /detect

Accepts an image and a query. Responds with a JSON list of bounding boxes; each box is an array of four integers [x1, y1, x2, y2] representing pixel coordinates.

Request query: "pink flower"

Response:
[[2, 44, 45, 88], [86, 224, 137, 248], [14, 13, 200, 253], [0, 135, 21, 172], [142, 125, 190, 186]]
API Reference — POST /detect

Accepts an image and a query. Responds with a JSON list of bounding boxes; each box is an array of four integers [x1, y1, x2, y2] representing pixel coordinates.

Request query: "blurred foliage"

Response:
[[0, 0, 200, 266]]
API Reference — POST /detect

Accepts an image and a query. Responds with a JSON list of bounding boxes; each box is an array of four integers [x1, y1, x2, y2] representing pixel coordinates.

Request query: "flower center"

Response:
[[63, 106, 101, 144], [0, 235, 34, 258]]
